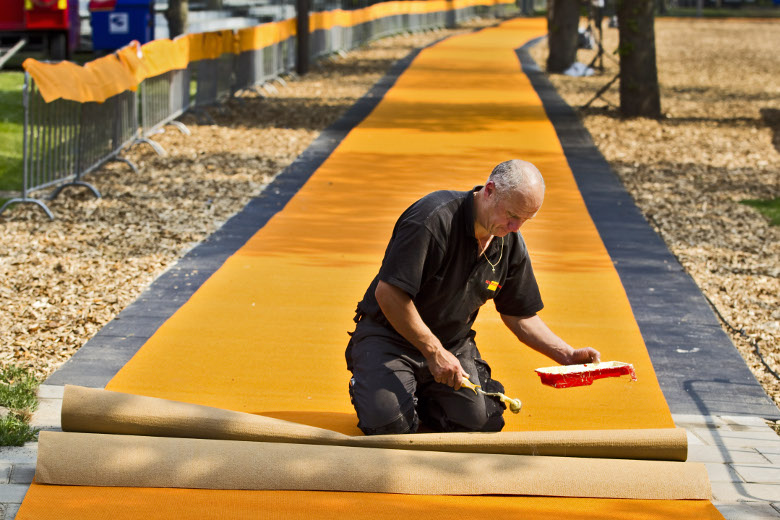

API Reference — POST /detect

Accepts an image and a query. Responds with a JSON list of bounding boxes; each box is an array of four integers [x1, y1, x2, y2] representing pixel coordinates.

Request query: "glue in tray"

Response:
[[535, 361, 636, 389]]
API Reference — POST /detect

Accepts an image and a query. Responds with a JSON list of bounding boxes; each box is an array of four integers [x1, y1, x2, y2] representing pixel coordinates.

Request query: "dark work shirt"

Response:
[[357, 188, 543, 349]]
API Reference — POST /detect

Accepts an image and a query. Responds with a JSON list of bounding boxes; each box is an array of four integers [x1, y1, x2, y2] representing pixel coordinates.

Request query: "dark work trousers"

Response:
[[346, 315, 505, 435]]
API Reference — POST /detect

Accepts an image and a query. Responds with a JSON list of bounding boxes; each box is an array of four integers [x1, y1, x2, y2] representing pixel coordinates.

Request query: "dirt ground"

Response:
[[0, 17, 778, 411]]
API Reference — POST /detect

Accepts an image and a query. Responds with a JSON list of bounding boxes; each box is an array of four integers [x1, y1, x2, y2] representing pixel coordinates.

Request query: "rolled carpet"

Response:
[[35, 431, 711, 500], [61, 385, 689, 461]]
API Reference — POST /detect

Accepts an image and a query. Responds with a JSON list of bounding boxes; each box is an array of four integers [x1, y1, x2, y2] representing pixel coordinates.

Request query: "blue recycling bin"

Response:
[[90, 0, 155, 51]]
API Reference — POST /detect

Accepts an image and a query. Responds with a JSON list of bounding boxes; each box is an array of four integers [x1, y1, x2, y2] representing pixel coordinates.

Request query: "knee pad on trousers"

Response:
[[418, 398, 500, 433], [358, 405, 419, 435], [350, 377, 419, 435]]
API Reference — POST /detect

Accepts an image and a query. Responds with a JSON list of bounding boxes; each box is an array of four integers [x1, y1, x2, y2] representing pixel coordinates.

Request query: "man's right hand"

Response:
[[426, 346, 470, 390]]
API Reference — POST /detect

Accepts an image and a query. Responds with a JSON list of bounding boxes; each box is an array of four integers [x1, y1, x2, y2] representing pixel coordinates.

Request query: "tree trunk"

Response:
[[166, 0, 188, 39], [296, 0, 310, 75], [546, 0, 580, 73], [616, 0, 661, 118]]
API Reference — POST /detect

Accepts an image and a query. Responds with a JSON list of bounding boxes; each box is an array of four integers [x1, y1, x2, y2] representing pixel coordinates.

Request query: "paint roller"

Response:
[[460, 378, 522, 414]]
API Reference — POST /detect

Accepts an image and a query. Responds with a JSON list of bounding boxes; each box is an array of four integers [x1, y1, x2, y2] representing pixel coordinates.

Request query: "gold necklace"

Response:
[[484, 236, 504, 273]]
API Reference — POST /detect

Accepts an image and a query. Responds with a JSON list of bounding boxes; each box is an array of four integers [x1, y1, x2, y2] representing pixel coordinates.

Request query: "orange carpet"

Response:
[[18, 488, 725, 520], [110, 17, 671, 434], [18, 17, 723, 519]]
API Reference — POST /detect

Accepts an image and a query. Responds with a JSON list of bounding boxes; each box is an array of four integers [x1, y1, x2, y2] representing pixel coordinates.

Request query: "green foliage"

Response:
[[741, 198, 780, 226], [0, 414, 38, 446], [0, 365, 40, 447], [0, 365, 40, 411], [0, 72, 25, 192]]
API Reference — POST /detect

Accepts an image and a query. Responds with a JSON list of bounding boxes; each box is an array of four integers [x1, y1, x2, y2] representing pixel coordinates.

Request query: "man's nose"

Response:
[[508, 219, 525, 232]]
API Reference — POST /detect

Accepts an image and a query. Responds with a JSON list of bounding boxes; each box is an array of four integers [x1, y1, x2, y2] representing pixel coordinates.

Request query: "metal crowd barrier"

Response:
[[137, 68, 192, 156], [309, 7, 451, 63], [234, 46, 263, 94], [2, 1, 512, 219], [0, 75, 138, 220], [234, 31, 296, 96], [193, 53, 235, 108]]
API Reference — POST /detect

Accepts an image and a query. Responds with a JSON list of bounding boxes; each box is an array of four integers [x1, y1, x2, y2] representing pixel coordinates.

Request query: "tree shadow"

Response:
[[760, 108, 780, 155], [184, 96, 354, 132], [577, 104, 769, 130]]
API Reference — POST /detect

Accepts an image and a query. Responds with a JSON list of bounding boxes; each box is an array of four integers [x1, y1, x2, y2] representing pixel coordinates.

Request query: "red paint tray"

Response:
[[535, 361, 636, 389]]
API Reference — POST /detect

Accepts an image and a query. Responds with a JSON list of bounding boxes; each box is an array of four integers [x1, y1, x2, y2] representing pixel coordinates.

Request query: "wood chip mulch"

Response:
[[529, 17, 779, 408], [1, 17, 778, 412]]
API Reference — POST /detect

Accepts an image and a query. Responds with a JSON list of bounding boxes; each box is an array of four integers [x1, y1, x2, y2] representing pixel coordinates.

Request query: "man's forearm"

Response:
[[374, 280, 468, 387], [500, 313, 600, 365], [374, 280, 442, 357]]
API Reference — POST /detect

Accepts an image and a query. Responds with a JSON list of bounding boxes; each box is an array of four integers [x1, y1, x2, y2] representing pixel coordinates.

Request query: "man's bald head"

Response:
[[473, 160, 545, 239], [488, 160, 545, 199]]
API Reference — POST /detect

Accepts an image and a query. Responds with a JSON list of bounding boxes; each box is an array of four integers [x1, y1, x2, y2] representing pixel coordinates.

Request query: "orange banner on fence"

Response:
[[116, 41, 146, 85], [24, 34, 192, 103], [238, 19, 296, 53], [307, 0, 514, 33], [23, 52, 137, 103], [23, 0, 514, 103], [138, 35, 190, 79]]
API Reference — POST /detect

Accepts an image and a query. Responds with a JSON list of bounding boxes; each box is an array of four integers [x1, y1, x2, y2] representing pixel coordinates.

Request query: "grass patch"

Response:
[[0, 414, 38, 446], [0, 71, 25, 192], [741, 197, 780, 226], [0, 365, 40, 446]]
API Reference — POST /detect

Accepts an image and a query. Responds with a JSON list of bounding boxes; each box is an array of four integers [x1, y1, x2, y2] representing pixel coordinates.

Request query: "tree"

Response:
[[166, 0, 188, 39], [296, 0, 310, 74], [616, 0, 661, 118], [546, 0, 580, 73]]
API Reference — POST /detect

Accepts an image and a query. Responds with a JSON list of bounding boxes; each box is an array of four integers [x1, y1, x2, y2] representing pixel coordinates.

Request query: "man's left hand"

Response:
[[566, 347, 601, 365]]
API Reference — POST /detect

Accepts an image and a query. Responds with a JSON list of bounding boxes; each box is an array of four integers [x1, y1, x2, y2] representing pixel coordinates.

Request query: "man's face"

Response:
[[483, 182, 543, 237]]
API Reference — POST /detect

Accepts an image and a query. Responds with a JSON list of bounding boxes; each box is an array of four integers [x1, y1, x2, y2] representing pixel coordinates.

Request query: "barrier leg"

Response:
[[135, 137, 167, 156], [110, 156, 139, 174], [48, 180, 101, 201], [166, 120, 191, 136], [0, 197, 55, 220]]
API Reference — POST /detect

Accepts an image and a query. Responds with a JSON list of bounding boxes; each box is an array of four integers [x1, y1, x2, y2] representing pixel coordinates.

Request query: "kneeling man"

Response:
[[346, 159, 600, 435]]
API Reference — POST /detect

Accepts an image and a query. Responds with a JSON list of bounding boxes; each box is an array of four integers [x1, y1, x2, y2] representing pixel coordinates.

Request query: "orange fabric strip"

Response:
[[17, 485, 725, 520], [308, 0, 515, 32], [138, 36, 190, 79], [115, 42, 145, 87], [23, 53, 137, 103]]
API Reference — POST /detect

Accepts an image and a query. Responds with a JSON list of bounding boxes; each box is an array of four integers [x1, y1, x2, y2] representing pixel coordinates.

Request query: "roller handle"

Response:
[[460, 378, 479, 393]]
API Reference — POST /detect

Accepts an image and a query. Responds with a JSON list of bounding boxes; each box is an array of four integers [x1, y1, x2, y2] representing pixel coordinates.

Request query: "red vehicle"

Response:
[[0, 0, 80, 60]]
